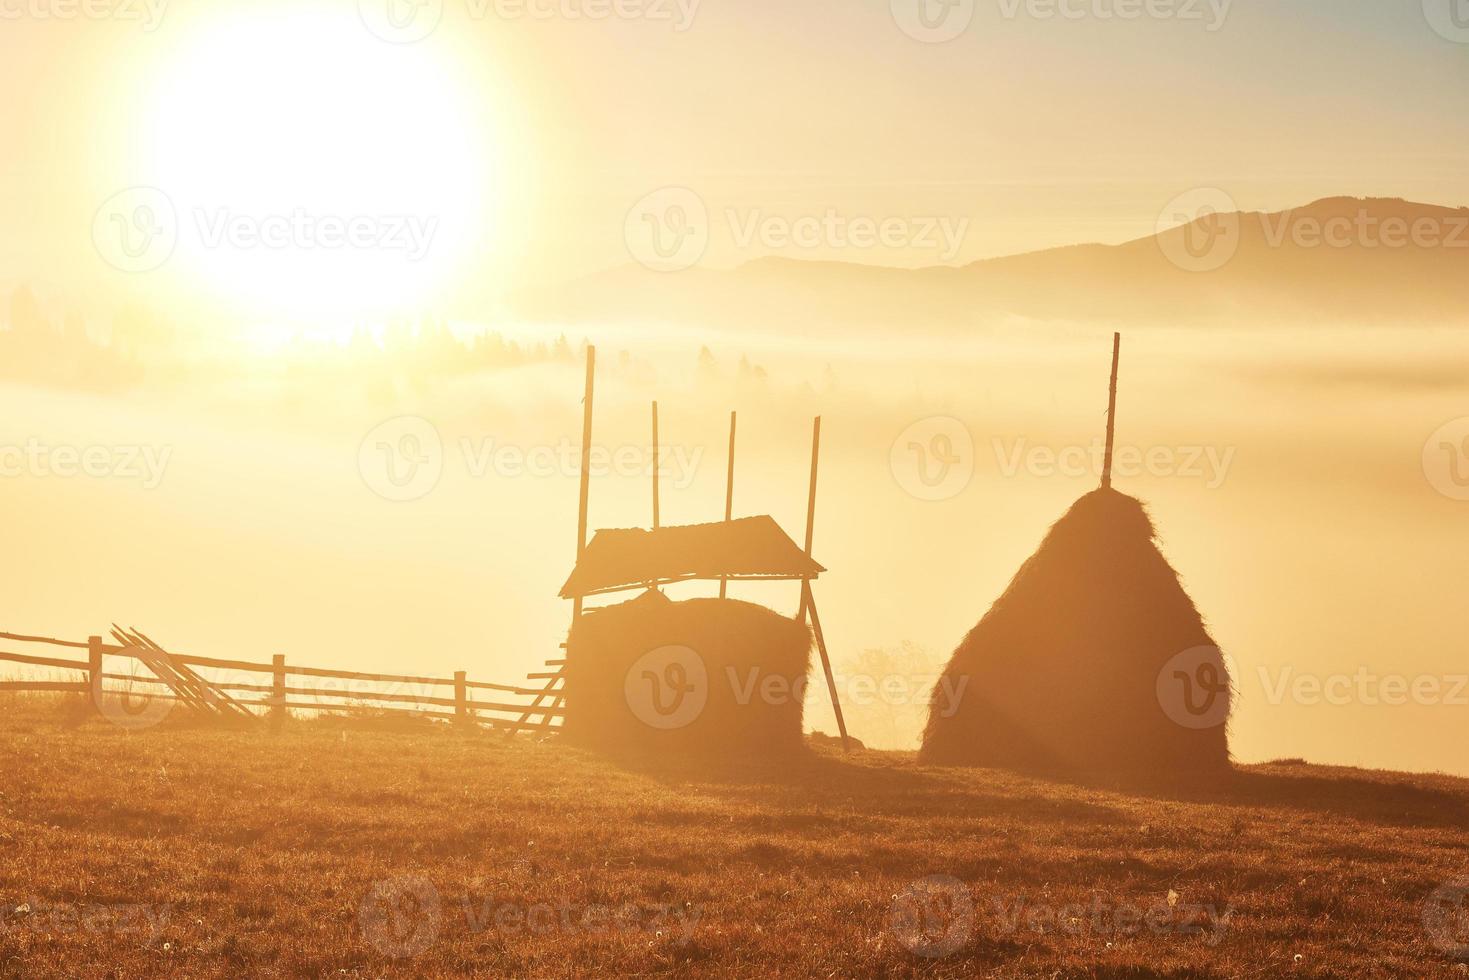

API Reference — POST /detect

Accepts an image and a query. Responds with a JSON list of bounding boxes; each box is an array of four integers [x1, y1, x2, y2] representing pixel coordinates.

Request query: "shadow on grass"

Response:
[[579, 742, 1135, 830], [584, 740, 1469, 833], [1175, 765, 1469, 831], [1048, 761, 1469, 831]]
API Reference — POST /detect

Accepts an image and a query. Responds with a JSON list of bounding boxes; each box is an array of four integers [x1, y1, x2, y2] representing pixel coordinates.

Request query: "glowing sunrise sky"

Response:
[[1, 0, 1466, 319]]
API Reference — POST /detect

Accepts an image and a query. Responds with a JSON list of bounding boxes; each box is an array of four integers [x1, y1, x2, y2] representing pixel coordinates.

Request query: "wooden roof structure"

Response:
[[560, 516, 824, 599]]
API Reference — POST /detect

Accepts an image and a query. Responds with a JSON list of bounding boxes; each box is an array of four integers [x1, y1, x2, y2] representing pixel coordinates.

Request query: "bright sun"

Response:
[[140, 10, 492, 326]]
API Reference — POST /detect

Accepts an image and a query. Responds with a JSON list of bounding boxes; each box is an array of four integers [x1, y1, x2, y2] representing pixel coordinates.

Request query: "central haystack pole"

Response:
[[920, 334, 1233, 779]]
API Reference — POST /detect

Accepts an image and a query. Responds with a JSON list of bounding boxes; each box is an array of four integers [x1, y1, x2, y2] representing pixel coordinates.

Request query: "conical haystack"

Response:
[[920, 488, 1232, 778]]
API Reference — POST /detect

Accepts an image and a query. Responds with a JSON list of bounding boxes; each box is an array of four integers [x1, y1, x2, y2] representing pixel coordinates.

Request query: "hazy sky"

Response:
[[2, 3, 1468, 773], [2, 0, 1467, 318]]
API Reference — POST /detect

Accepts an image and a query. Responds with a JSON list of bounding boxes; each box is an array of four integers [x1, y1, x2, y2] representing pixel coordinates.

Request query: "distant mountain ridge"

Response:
[[510, 197, 1469, 330]]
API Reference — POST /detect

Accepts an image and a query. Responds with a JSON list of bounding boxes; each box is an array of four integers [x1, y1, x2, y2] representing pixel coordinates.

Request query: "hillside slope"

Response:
[[2, 704, 1468, 977], [510, 197, 1469, 332]]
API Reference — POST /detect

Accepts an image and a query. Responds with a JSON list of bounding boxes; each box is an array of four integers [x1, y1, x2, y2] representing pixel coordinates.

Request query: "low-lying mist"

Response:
[[2, 318, 1465, 774]]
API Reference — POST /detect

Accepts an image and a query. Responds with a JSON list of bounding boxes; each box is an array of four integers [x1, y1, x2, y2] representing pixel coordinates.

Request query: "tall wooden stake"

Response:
[[573, 347, 596, 619], [798, 417, 821, 621], [803, 416, 820, 556], [651, 401, 660, 530], [1102, 332, 1120, 490], [719, 411, 736, 599], [796, 416, 847, 751]]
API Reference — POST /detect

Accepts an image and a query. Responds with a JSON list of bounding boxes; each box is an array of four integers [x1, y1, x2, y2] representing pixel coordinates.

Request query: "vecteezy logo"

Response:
[[1156, 646, 1233, 730], [358, 416, 444, 502], [1423, 417, 1469, 501], [624, 187, 709, 272], [359, 876, 442, 959], [1155, 187, 1241, 273], [891, 0, 975, 42], [890, 416, 974, 502], [888, 876, 975, 958], [1424, 879, 1469, 960], [358, 0, 444, 43], [92, 645, 175, 731], [92, 188, 177, 274], [1423, 0, 1469, 42], [624, 645, 708, 729]]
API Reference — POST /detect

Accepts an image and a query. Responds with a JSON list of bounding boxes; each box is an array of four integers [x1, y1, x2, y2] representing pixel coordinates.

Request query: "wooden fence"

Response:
[[0, 630, 564, 731]]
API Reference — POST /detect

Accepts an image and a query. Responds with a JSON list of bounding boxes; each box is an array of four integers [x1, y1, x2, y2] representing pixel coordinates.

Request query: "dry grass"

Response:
[[2, 697, 1468, 978]]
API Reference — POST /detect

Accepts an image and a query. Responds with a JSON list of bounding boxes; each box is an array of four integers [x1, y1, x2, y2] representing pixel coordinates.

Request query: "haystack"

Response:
[[920, 488, 1232, 778], [562, 590, 813, 756]]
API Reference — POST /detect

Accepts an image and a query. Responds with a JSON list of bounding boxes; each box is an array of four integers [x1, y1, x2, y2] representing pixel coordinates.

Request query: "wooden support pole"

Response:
[[454, 670, 469, 729], [87, 635, 103, 717], [651, 401, 660, 530], [803, 581, 850, 753], [804, 416, 821, 556], [1102, 332, 1121, 490], [573, 347, 596, 620], [799, 417, 821, 620], [271, 654, 286, 731], [720, 410, 736, 599]]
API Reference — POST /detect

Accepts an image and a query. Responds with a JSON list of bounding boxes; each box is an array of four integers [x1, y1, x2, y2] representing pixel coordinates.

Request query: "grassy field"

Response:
[[2, 698, 1468, 978]]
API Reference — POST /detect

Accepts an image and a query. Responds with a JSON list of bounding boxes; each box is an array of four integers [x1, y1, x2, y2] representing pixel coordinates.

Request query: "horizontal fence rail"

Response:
[[0, 631, 563, 730], [0, 681, 88, 694]]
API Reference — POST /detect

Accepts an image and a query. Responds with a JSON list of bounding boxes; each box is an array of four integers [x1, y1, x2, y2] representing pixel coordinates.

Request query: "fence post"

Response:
[[454, 671, 469, 729], [271, 655, 286, 731], [87, 635, 103, 718]]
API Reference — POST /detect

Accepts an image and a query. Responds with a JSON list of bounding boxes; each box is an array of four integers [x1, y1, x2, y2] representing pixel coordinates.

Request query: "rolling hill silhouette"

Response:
[[512, 197, 1469, 330]]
